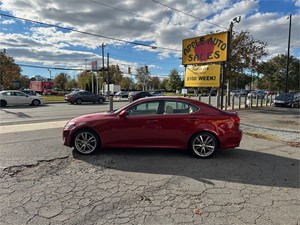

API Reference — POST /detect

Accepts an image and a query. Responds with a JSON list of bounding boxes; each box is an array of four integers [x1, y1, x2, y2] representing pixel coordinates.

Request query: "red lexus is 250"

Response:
[[63, 96, 242, 159]]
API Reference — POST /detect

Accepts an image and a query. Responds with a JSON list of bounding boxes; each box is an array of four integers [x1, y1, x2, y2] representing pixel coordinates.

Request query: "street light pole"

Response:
[[101, 43, 108, 95], [221, 16, 241, 110], [285, 14, 292, 93], [48, 69, 52, 80]]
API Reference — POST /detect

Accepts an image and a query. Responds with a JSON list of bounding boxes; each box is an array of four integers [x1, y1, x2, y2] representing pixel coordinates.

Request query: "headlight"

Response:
[[64, 121, 76, 129]]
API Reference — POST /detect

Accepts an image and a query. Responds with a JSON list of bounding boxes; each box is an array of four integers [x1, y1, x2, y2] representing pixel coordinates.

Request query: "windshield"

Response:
[[275, 93, 293, 100]]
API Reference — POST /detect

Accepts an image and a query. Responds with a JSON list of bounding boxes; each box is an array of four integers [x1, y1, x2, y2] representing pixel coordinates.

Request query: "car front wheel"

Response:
[[76, 99, 82, 104], [73, 129, 100, 155], [189, 132, 218, 159], [31, 99, 40, 106], [98, 98, 104, 104]]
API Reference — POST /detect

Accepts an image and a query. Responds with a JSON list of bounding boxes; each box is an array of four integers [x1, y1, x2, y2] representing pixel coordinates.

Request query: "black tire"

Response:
[[98, 98, 104, 104], [0, 100, 7, 107], [188, 132, 218, 159], [31, 99, 40, 106], [76, 98, 82, 104], [73, 129, 100, 155]]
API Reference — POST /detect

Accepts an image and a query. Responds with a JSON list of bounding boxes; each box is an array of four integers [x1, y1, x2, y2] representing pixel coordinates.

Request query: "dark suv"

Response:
[[274, 92, 300, 108], [65, 91, 106, 104], [128, 91, 152, 101]]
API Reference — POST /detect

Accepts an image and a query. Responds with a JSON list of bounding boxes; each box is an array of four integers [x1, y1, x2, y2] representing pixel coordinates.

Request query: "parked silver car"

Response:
[[0, 90, 44, 107], [247, 90, 265, 99]]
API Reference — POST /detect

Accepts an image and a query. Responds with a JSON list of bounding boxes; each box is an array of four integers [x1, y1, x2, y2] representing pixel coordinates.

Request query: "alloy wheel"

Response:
[[190, 132, 217, 158], [74, 130, 99, 154]]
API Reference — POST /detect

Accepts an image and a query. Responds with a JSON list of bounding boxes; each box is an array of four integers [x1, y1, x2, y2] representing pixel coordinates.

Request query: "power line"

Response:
[[152, 0, 228, 30], [17, 63, 84, 71], [88, 0, 207, 34]]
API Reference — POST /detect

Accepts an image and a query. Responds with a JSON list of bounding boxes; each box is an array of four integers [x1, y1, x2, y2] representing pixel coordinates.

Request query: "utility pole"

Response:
[[48, 69, 52, 80], [285, 14, 292, 93], [107, 52, 110, 96]]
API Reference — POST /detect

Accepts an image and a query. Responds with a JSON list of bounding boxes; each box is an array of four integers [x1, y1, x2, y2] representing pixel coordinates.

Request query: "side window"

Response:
[[16, 92, 26, 96], [3, 92, 10, 96], [127, 101, 160, 116], [164, 101, 199, 114]]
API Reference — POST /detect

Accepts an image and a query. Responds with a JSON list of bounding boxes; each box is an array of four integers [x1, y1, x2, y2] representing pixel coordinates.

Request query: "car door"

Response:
[[107, 101, 160, 148], [15, 91, 31, 104], [80, 91, 89, 102], [155, 100, 199, 148], [3, 91, 17, 105]]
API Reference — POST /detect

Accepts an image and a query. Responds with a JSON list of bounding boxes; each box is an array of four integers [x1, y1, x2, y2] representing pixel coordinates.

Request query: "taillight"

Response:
[[230, 116, 240, 125]]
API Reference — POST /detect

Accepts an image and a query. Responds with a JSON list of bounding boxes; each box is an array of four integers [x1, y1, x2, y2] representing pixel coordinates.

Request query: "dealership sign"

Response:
[[182, 32, 229, 65], [185, 65, 221, 87]]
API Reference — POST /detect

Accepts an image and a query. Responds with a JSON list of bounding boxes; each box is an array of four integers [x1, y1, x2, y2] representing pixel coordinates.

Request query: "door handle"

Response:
[[146, 119, 158, 124], [188, 118, 198, 122]]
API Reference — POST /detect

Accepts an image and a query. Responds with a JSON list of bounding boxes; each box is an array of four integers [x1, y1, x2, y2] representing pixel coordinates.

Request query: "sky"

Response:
[[0, 0, 299, 81]]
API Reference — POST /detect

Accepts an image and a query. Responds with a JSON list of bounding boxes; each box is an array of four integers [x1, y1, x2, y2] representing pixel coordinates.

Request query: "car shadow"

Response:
[[72, 147, 299, 189], [0, 104, 50, 109]]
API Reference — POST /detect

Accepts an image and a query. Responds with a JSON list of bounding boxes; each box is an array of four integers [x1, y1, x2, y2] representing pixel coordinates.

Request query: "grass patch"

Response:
[[43, 95, 65, 101]]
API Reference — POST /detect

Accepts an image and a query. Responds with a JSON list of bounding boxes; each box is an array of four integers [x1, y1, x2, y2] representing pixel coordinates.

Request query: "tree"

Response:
[[167, 69, 182, 92], [135, 66, 152, 91], [108, 65, 123, 84], [160, 78, 169, 91], [65, 78, 78, 90], [228, 31, 268, 80], [119, 77, 133, 90], [258, 54, 299, 92], [0, 51, 22, 90], [148, 76, 161, 90], [54, 73, 70, 90], [77, 71, 91, 90]]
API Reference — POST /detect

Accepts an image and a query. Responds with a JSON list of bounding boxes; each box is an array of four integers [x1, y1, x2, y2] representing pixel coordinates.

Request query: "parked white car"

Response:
[[0, 90, 44, 107]]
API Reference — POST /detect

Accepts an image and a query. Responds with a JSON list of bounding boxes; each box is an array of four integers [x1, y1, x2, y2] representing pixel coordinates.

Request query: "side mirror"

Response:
[[119, 110, 127, 118]]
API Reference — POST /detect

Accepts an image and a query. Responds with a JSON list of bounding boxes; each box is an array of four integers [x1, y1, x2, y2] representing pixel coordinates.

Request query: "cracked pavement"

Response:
[[0, 138, 299, 225]]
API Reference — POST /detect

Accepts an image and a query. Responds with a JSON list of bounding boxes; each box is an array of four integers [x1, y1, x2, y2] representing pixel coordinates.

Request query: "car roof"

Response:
[[133, 96, 197, 103]]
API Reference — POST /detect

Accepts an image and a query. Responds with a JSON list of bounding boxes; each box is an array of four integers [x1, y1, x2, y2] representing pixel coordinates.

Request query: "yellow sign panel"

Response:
[[185, 65, 221, 87], [182, 32, 229, 65]]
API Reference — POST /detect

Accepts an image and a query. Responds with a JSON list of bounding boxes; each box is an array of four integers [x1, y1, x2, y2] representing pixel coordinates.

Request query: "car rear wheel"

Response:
[[189, 132, 218, 159], [76, 99, 82, 104], [73, 129, 100, 155], [98, 98, 104, 104], [31, 99, 40, 106], [0, 100, 7, 107]]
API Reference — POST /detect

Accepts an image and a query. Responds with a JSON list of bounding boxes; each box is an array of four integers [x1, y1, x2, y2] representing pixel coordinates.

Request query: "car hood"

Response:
[[71, 111, 112, 123]]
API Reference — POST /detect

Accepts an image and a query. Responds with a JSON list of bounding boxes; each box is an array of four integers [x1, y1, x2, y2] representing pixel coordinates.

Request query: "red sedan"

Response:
[[63, 96, 242, 159]]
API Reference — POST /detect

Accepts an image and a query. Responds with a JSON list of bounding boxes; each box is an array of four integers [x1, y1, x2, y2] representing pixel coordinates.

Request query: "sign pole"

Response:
[[220, 63, 225, 110]]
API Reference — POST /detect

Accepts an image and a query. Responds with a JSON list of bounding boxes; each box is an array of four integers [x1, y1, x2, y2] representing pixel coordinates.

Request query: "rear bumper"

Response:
[[220, 129, 243, 149]]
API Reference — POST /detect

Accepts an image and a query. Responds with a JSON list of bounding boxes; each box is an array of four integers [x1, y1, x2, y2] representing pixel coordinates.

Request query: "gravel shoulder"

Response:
[[238, 107, 300, 146]]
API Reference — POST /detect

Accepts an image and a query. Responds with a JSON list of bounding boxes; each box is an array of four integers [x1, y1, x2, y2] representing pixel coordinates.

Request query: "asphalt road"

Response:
[[0, 101, 128, 125]]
